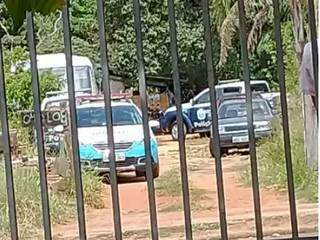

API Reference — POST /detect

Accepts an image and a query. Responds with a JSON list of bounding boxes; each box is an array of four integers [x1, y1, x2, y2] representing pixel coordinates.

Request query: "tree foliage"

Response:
[[0, 0, 306, 92], [4, 0, 65, 30], [3, 47, 60, 115]]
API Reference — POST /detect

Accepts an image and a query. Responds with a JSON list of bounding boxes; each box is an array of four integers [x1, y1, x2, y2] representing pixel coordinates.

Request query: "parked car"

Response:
[[160, 80, 278, 140], [209, 97, 273, 157], [77, 97, 159, 178]]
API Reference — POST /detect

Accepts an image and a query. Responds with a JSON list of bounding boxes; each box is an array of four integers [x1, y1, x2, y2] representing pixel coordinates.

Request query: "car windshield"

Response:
[[218, 100, 271, 119], [39, 66, 92, 91], [77, 105, 142, 127]]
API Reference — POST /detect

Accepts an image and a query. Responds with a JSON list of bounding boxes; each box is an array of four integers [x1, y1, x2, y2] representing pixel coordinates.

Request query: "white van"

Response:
[[13, 53, 98, 96], [36, 53, 98, 95]]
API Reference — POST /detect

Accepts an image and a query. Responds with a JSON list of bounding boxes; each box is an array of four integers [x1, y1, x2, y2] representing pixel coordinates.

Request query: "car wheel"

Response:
[[209, 138, 228, 158], [170, 121, 187, 141], [152, 165, 159, 178]]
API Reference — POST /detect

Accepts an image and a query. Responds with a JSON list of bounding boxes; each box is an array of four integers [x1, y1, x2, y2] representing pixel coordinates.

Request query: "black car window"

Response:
[[223, 87, 241, 94], [251, 83, 269, 93]]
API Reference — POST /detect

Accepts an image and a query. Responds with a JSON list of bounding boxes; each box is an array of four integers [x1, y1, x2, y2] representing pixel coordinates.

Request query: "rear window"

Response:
[[223, 87, 241, 94], [251, 83, 269, 93], [218, 100, 271, 119]]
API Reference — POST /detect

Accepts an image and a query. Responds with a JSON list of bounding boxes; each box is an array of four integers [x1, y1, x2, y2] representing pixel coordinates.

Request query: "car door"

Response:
[[188, 90, 212, 132]]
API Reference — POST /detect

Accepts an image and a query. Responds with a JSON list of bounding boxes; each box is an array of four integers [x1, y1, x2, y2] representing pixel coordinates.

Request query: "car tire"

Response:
[[152, 165, 160, 178], [136, 165, 159, 179], [209, 138, 228, 158], [170, 121, 187, 141]]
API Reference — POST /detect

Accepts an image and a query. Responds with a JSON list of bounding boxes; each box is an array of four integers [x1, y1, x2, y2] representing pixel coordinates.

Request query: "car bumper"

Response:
[[219, 130, 272, 148], [81, 157, 158, 174]]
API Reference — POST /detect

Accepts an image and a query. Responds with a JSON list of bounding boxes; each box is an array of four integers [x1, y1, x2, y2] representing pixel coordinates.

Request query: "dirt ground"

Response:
[[53, 135, 318, 239]]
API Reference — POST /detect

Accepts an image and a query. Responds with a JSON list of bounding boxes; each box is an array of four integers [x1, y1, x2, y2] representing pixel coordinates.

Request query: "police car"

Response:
[[160, 86, 224, 140], [77, 95, 159, 178], [160, 80, 278, 140]]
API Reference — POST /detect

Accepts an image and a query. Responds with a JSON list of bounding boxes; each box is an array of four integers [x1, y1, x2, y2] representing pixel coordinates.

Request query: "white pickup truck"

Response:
[[217, 80, 280, 108]]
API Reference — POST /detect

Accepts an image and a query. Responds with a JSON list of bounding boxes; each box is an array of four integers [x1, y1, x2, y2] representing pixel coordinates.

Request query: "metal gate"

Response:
[[0, 0, 318, 239]]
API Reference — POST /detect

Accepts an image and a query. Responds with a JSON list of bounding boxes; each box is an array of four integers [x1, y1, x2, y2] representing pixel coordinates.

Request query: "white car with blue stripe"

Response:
[[77, 99, 159, 178]]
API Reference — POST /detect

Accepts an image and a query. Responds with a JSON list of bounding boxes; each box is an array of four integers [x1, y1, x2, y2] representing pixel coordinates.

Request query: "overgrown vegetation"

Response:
[[240, 95, 318, 202], [0, 168, 104, 239], [3, 46, 60, 117]]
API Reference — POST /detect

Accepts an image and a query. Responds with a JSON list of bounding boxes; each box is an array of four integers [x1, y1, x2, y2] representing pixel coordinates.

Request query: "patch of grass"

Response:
[[156, 168, 208, 212], [0, 167, 105, 239], [65, 171, 105, 209], [95, 222, 219, 240], [0, 167, 75, 239], [240, 95, 318, 202], [192, 222, 220, 232], [156, 168, 182, 197]]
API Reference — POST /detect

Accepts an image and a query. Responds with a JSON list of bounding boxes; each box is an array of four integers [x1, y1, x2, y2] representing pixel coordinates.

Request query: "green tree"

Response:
[[3, 46, 60, 115]]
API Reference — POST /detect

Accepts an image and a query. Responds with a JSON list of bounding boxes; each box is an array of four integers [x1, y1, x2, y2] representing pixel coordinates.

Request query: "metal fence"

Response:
[[0, 0, 318, 239]]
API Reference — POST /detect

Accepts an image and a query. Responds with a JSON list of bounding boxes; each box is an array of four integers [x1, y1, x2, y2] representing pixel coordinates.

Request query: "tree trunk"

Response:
[[289, 0, 306, 61]]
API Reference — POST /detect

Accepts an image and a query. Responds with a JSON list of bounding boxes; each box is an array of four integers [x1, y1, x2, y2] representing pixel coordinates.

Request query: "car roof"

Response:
[[216, 82, 245, 88], [194, 80, 268, 99], [76, 100, 133, 109], [36, 53, 93, 69], [217, 80, 268, 88]]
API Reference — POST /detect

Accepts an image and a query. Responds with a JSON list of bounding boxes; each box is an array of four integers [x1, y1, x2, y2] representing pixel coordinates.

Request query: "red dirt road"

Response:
[[53, 135, 317, 239]]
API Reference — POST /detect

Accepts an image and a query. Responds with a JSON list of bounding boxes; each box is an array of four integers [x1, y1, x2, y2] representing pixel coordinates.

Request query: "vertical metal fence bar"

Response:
[[0, 37, 19, 240], [201, 0, 228, 239], [272, 0, 299, 238], [96, 0, 123, 239], [307, 0, 318, 112], [62, 4, 87, 239], [237, 0, 263, 238], [132, 0, 159, 239], [273, 0, 298, 239], [26, 12, 52, 240], [167, 0, 193, 239]]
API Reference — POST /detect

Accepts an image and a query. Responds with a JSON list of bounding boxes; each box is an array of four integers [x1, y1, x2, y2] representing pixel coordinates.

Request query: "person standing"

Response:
[[299, 39, 318, 169]]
